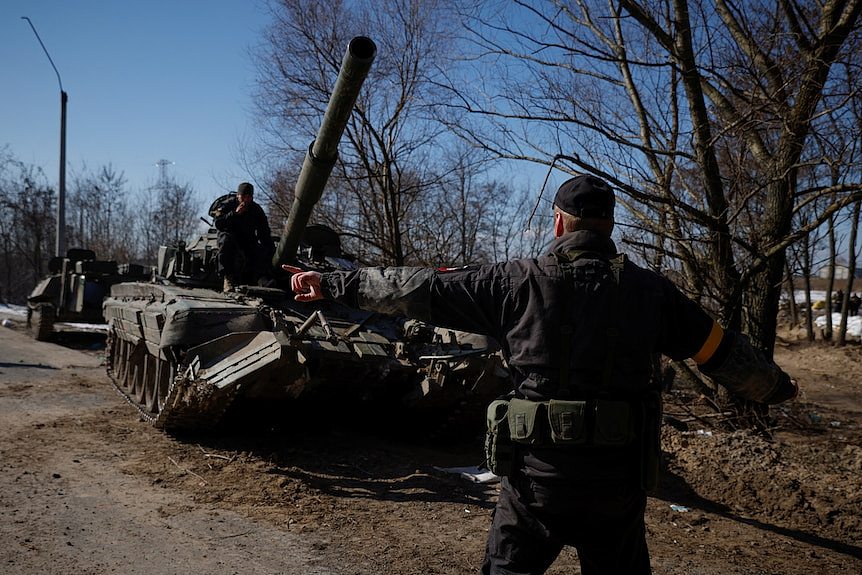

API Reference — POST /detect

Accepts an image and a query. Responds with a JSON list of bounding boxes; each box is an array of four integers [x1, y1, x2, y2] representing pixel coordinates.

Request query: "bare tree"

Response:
[[786, 198, 831, 341], [480, 181, 554, 261], [68, 163, 138, 262], [440, 0, 862, 358], [838, 198, 860, 344], [0, 157, 55, 302], [136, 163, 199, 265], [801, 45, 862, 343], [253, 0, 499, 266], [836, 56, 862, 344], [403, 145, 499, 265]]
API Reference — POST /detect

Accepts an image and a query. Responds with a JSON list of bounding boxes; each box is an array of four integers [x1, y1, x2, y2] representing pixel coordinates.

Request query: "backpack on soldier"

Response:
[[208, 193, 236, 219]]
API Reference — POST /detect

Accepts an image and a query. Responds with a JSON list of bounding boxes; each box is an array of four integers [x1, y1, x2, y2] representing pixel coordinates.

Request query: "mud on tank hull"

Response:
[[103, 281, 508, 433]]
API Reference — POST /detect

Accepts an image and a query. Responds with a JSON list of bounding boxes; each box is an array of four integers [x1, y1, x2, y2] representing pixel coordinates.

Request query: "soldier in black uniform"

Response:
[[284, 175, 798, 575], [213, 182, 275, 291]]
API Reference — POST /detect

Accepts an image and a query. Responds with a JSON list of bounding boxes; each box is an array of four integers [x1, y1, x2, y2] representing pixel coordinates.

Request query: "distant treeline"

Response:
[[0, 152, 198, 303]]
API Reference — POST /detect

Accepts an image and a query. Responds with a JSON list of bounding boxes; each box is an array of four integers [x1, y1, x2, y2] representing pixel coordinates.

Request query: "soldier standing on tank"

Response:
[[214, 182, 275, 291], [284, 174, 798, 575]]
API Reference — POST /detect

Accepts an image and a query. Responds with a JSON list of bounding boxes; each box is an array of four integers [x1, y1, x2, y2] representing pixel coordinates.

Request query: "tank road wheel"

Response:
[[28, 303, 55, 341], [113, 337, 125, 377], [127, 359, 139, 397], [143, 354, 160, 414], [125, 343, 147, 404], [107, 330, 119, 371], [105, 326, 180, 425], [133, 362, 146, 405], [154, 358, 175, 413], [120, 340, 134, 390], [117, 339, 128, 386], [110, 336, 124, 380]]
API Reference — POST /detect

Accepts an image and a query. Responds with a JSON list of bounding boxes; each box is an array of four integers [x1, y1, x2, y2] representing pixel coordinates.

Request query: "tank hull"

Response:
[[103, 282, 508, 431], [26, 248, 149, 340]]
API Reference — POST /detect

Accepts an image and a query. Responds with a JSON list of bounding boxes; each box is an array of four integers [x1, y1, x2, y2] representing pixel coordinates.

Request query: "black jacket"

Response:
[[319, 231, 793, 487], [214, 197, 274, 254]]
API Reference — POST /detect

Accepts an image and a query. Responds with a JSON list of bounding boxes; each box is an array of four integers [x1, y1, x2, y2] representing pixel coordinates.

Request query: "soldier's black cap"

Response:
[[237, 182, 254, 196], [553, 175, 614, 219]]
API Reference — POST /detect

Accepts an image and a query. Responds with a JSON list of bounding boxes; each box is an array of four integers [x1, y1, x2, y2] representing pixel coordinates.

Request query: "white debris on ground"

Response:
[[434, 466, 500, 484]]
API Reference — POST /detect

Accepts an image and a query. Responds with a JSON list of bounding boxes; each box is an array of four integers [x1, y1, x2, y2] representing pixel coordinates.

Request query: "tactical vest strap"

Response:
[[602, 254, 625, 388], [556, 251, 626, 395], [558, 316, 573, 394]]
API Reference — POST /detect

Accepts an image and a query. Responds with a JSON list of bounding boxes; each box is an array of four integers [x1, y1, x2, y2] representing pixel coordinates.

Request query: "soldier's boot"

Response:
[[223, 275, 235, 292]]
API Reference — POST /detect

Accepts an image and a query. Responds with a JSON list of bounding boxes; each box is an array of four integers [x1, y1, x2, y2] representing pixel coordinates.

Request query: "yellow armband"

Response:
[[692, 321, 724, 365]]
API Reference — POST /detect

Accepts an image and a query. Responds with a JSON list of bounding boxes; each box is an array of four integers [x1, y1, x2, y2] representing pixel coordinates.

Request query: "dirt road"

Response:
[[0, 326, 339, 574], [1, 319, 860, 574]]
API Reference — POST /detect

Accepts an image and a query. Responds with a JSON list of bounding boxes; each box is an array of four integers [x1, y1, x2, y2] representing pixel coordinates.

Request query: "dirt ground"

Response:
[[0, 313, 860, 574]]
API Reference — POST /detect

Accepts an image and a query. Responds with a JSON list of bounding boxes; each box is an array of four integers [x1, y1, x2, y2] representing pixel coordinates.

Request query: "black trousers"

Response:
[[482, 474, 651, 575], [217, 233, 272, 284]]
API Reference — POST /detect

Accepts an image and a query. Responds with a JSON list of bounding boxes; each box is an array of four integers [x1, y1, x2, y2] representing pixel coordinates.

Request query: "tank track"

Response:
[[105, 328, 237, 431], [28, 303, 55, 341]]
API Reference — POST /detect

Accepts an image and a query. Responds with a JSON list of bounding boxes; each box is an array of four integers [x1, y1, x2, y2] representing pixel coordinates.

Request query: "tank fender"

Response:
[[185, 331, 292, 391], [27, 276, 61, 304]]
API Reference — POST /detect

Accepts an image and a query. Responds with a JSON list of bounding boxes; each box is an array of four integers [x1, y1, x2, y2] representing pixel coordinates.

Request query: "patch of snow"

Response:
[[814, 313, 862, 337], [0, 303, 28, 317]]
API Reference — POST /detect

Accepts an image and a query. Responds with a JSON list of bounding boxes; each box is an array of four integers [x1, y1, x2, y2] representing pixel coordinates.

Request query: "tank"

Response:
[[102, 36, 509, 433], [26, 248, 149, 340]]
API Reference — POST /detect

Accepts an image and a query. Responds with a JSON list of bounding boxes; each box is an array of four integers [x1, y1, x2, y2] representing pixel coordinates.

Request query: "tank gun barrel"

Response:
[[273, 36, 377, 266]]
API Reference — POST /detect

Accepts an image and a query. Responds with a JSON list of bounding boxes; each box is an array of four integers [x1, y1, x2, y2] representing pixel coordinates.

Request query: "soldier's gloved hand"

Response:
[[698, 331, 799, 405], [762, 370, 799, 404]]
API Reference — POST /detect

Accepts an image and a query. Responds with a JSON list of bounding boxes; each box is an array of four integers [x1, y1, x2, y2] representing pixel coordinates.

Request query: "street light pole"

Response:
[[59, 90, 67, 257], [22, 16, 67, 258]]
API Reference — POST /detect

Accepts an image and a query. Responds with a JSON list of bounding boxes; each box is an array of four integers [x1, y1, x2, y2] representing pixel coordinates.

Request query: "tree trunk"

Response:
[[801, 231, 815, 341], [837, 198, 861, 345], [784, 260, 798, 327], [744, 171, 796, 357], [825, 213, 836, 340], [744, 254, 785, 356]]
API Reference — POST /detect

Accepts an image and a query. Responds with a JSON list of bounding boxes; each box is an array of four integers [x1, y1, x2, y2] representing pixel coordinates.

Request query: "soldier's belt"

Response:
[[510, 398, 636, 446], [489, 397, 636, 447], [487, 395, 663, 495]]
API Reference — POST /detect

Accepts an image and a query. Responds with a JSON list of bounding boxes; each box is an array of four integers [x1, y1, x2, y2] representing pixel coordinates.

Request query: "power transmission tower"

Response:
[[155, 159, 174, 190]]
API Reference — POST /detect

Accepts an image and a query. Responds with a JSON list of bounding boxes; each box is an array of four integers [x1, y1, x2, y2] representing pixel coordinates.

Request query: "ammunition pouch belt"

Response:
[[505, 398, 636, 446], [485, 399, 513, 477], [485, 395, 662, 491]]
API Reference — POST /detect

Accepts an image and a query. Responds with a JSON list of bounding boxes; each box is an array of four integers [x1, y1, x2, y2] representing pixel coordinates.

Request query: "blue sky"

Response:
[[2, 1, 271, 211]]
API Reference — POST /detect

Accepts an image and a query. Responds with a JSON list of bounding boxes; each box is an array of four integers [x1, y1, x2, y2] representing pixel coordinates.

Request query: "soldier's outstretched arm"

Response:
[[690, 322, 798, 404], [283, 264, 505, 338], [285, 265, 436, 317]]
